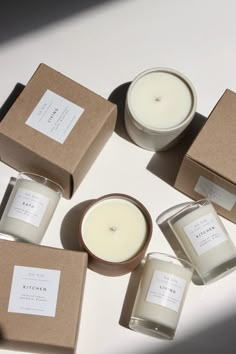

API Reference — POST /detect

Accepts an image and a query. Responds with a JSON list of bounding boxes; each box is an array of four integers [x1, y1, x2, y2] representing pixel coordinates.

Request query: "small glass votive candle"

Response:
[[0, 172, 63, 244], [129, 252, 193, 339], [79, 193, 153, 276], [156, 199, 236, 284], [124, 67, 197, 151]]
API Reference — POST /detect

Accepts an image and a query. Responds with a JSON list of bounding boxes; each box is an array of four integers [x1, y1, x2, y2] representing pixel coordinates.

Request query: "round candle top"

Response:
[[129, 71, 193, 130], [81, 197, 148, 263]]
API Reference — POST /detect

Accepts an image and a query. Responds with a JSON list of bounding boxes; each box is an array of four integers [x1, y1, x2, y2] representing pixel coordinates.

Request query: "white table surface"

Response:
[[0, 1, 236, 353]]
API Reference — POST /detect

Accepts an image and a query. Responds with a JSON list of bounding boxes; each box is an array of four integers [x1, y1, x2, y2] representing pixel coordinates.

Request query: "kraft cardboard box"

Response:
[[0, 240, 87, 353], [175, 89, 236, 223], [0, 64, 117, 198]]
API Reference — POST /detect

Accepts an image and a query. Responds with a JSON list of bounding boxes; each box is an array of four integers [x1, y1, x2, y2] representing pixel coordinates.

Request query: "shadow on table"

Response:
[[0, 0, 119, 43], [0, 83, 25, 122], [147, 113, 207, 187], [60, 199, 94, 251], [108, 81, 132, 142], [127, 310, 236, 354]]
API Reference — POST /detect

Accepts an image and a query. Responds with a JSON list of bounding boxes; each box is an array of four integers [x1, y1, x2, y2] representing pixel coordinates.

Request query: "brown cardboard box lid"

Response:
[[0, 64, 117, 198], [187, 89, 236, 184], [0, 240, 87, 353]]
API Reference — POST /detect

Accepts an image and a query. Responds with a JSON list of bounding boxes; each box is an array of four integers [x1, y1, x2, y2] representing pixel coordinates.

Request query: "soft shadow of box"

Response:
[[0, 63, 117, 199], [175, 89, 236, 223]]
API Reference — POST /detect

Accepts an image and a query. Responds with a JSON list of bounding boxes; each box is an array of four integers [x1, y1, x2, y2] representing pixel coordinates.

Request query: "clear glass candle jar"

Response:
[[156, 199, 236, 284], [0, 172, 63, 244], [129, 252, 193, 339]]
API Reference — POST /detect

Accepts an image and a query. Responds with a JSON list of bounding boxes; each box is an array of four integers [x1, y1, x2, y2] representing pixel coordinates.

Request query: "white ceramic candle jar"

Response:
[[79, 194, 153, 276], [0, 172, 63, 244], [129, 252, 193, 339], [125, 67, 197, 151], [157, 199, 236, 284]]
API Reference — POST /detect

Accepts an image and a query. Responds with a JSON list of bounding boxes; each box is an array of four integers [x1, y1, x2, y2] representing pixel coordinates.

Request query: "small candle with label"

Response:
[[157, 199, 236, 284], [129, 252, 193, 339], [0, 172, 63, 244]]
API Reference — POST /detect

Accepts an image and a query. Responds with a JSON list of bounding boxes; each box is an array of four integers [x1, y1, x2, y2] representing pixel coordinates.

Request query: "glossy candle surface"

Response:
[[81, 197, 148, 262], [0, 174, 62, 244], [130, 253, 193, 339], [129, 71, 192, 130]]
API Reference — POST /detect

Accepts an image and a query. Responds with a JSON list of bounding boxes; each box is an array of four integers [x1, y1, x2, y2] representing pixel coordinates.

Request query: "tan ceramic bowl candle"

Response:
[[79, 194, 153, 276]]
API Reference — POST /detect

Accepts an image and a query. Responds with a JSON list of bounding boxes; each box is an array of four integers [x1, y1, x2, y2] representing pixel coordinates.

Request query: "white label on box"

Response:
[[7, 187, 49, 227], [8, 266, 61, 317], [25, 89, 84, 144], [146, 271, 186, 312], [183, 212, 227, 256], [194, 176, 236, 211]]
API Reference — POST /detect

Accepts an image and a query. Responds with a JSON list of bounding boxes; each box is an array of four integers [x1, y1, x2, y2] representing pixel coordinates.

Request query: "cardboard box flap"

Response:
[[187, 89, 236, 184]]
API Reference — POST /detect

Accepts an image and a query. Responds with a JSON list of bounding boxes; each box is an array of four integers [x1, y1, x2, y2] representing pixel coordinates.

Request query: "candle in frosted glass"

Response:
[[129, 252, 193, 339], [157, 199, 236, 284], [0, 172, 63, 244]]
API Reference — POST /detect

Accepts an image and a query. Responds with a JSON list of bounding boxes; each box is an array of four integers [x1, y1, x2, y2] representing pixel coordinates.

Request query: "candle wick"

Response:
[[110, 226, 117, 232], [155, 96, 162, 102]]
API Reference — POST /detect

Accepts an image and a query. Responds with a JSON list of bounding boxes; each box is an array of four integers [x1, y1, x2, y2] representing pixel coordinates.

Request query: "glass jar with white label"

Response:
[[157, 199, 236, 284], [0, 172, 63, 244], [129, 252, 193, 339]]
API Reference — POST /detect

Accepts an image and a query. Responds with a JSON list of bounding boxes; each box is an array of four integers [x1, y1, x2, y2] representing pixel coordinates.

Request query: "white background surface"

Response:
[[0, 0, 236, 353]]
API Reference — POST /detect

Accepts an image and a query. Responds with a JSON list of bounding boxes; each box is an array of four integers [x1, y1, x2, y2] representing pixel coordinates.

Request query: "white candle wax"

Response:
[[81, 197, 148, 262], [170, 202, 236, 283], [130, 254, 192, 339], [0, 174, 62, 244], [125, 68, 197, 151], [129, 71, 192, 130]]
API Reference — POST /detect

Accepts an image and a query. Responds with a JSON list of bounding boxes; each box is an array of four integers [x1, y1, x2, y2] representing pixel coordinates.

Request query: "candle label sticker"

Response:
[[25, 89, 85, 144], [8, 266, 61, 317], [146, 271, 186, 312], [7, 187, 49, 227], [183, 212, 227, 256], [194, 176, 236, 211]]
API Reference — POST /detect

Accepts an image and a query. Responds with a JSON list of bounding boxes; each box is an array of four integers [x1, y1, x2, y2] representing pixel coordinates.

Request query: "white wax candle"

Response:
[[125, 68, 197, 151], [170, 202, 236, 282], [129, 71, 192, 130], [130, 254, 192, 339], [81, 197, 148, 262], [0, 175, 62, 244]]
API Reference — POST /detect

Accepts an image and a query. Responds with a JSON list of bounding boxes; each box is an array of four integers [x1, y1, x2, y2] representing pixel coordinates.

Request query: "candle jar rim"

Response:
[[146, 251, 194, 270], [18, 172, 63, 195], [156, 198, 210, 227], [167, 198, 211, 227], [126, 67, 197, 133], [79, 193, 153, 275]]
